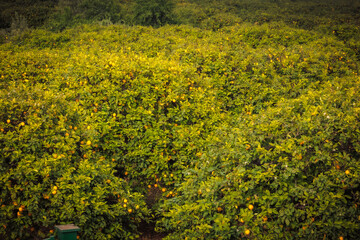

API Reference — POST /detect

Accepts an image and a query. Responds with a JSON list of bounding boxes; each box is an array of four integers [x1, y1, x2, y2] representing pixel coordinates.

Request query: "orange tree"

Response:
[[155, 23, 360, 239], [1, 14, 360, 240], [157, 77, 360, 239]]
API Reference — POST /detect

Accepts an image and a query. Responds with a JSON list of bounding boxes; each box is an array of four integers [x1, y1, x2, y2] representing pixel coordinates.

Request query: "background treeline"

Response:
[[1, 0, 360, 31]]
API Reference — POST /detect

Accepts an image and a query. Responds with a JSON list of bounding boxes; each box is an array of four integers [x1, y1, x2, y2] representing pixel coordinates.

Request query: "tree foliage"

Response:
[[1, 1, 360, 239], [134, 0, 175, 27]]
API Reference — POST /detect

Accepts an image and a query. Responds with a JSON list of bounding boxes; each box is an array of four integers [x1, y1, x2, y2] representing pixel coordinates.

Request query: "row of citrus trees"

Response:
[[1, 21, 360, 239]]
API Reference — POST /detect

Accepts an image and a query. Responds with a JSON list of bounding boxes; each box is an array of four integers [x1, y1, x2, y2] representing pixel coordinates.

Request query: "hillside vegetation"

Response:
[[1, 0, 360, 239]]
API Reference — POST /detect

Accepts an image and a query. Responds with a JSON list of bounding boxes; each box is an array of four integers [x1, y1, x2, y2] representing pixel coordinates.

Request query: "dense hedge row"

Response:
[[1, 4, 360, 239]]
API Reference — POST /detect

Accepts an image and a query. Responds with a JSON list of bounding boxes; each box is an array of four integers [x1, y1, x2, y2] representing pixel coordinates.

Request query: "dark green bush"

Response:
[[134, 0, 175, 27], [78, 0, 122, 22]]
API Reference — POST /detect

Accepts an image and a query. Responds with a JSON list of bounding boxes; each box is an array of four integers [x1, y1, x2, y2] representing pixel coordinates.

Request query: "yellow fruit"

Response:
[[52, 190, 57, 195], [345, 170, 350, 175], [86, 140, 91, 146], [53, 186, 58, 190], [123, 204, 127, 208], [6, 119, 10, 124], [128, 208, 132, 213], [245, 229, 250, 235], [135, 205, 140, 210], [248, 204, 254, 210], [20, 122, 25, 126], [162, 188, 166, 192], [74, 127, 77, 130], [124, 199, 128, 203]]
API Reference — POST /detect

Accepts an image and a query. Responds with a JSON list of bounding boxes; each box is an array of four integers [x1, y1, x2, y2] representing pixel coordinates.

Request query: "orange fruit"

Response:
[[248, 204, 254, 210]]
